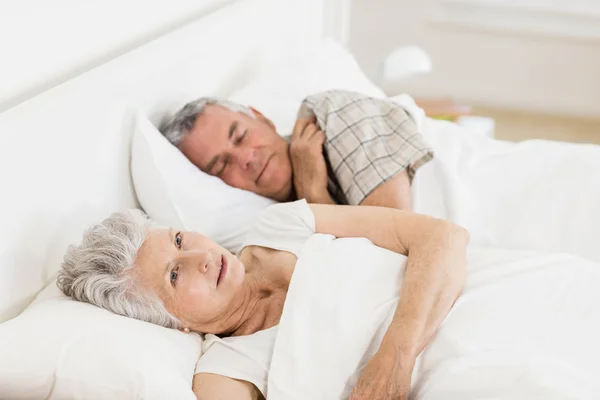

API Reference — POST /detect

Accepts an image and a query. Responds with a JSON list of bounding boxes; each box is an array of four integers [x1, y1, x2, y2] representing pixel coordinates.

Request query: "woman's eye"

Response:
[[170, 267, 179, 286], [175, 232, 182, 249]]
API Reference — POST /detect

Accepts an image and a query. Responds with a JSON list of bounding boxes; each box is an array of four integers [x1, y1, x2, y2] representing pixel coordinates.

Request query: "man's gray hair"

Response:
[[57, 209, 181, 329], [159, 97, 254, 146]]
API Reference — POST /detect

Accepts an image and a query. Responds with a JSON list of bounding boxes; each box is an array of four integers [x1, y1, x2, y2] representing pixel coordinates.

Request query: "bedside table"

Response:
[[415, 97, 495, 138], [414, 97, 472, 121]]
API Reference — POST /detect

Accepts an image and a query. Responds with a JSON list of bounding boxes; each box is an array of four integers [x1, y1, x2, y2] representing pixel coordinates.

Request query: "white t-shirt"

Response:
[[194, 199, 316, 397]]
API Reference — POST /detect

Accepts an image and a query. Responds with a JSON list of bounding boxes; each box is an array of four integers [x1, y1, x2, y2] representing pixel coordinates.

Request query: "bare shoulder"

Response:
[[193, 373, 264, 400]]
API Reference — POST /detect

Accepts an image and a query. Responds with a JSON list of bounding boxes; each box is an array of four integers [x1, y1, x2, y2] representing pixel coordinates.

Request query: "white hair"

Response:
[[57, 209, 181, 329], [159, 97, 254, 146]]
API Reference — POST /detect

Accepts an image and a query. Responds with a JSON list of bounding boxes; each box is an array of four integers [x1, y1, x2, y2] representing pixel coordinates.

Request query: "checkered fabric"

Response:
[[296, 89, 434, 205]]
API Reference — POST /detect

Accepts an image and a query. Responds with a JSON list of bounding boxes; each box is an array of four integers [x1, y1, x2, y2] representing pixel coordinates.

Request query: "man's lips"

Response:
[[255, 155, 272, 184]]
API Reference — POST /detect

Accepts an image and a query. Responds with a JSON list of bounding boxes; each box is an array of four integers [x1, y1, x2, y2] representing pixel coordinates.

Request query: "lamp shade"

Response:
[[381, 45, 433, 82]]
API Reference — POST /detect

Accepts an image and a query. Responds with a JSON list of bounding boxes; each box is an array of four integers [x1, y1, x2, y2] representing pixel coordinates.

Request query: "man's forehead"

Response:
[[186, 105, 242, 170], [188, 105, 236, 145], [180, 108, 226, 166], [197, 104, 238, 126]]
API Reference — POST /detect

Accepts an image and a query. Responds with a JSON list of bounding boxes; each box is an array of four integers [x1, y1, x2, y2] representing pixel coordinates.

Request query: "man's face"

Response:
[[179, 105, 293, 201]]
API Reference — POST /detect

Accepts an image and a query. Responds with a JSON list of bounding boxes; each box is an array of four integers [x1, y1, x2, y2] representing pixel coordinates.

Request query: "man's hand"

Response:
[[289, 117, 333, 204], [349, 341, 413, 400]]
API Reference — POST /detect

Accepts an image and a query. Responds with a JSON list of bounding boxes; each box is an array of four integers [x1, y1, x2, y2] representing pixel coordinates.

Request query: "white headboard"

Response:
[[0, 0, 339, 322]]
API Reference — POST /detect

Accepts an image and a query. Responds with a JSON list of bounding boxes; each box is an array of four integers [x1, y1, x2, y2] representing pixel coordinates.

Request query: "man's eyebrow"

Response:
[[229, 121, 238, 140], [205, 155, 220, 173]]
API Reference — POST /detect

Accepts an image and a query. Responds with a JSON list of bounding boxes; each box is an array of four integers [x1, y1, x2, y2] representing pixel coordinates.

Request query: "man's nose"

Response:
[[234, 147, 255, 170]]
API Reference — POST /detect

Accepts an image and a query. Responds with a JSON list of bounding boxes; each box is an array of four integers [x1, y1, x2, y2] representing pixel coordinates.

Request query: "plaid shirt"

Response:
[[296, 90, 434, 205]]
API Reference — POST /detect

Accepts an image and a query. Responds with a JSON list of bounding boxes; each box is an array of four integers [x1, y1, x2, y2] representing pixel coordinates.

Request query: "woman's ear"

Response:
[[249, 106, 276, 131]]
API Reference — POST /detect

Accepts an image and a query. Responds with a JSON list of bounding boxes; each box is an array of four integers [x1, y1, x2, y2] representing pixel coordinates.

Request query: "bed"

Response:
[[1, 0, 599, 398]]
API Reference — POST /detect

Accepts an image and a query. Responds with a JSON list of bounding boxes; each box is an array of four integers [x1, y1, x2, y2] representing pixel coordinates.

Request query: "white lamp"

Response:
[[380, 45, 433, 83], [378, 46, 495, 138]]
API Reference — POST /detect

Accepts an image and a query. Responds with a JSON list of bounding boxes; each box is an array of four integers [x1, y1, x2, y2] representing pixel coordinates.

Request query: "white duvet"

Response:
[[267, 235, 600, 399], [265, 103, 600, 399], [411, 116, 600, 263]]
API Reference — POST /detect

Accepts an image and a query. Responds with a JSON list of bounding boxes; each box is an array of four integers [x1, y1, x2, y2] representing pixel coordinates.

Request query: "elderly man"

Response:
[[160, 89, 433, 209]]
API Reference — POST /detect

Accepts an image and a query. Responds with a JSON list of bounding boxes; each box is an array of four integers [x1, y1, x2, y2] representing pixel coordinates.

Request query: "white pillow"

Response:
[[131, 110, 276, 253], [0, 281, 201, 400], [131, 39, 385, 253], [230, 38, 386, 137]]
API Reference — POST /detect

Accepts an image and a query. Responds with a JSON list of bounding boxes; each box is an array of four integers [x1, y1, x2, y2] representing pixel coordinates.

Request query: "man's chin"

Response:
[[267, 182, 294, 203]]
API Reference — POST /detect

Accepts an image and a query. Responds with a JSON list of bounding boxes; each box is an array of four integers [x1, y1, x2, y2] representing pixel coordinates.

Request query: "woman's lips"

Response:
[[217, 255, 228, 286]]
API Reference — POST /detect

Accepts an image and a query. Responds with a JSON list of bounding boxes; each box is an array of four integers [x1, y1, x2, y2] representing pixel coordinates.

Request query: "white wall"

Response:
[[350, 0, 600, 118], [0, 0, 230, 112]]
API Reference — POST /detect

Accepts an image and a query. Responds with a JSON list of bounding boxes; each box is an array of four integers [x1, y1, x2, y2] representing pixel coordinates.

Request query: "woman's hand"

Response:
[[349, 342, 413, 400]]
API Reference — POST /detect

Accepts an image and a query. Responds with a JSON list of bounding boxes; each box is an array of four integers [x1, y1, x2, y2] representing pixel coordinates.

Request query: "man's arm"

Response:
[[289, 117, 413, 208], [193, 373, 263, 400], [293, 90, 432, 209], [297, 159, 414, 209], [310, 203, 469, 399], [360, 169, 413, 210]]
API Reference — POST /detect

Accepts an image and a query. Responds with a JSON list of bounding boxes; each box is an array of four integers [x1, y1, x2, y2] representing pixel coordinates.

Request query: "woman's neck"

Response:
[[222, 269, 285, 337]]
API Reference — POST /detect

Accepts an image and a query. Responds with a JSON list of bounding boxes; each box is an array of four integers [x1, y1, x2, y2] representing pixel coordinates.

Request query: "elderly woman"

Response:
[[57, 200, 469, 400]]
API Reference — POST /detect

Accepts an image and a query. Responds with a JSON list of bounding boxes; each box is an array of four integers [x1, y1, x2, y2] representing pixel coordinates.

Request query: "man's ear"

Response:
[[249, 106, 276, 131]]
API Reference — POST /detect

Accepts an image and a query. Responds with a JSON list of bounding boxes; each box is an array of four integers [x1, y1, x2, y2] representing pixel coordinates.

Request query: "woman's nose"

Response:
[[181, 250, 212, 273]]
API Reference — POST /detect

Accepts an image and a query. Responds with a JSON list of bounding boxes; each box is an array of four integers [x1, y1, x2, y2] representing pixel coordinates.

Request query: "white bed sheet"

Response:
[[412, 117, 600, 263], [268, 234, 600, 399]]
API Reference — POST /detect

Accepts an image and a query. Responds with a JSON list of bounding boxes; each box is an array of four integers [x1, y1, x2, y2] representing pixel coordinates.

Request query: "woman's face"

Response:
[[132, 227, 245, 333]]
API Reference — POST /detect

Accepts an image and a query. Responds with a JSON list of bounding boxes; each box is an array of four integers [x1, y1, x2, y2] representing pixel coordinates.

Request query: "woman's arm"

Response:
[[192, 373, 263, 400], [310, 204, 469, 398]]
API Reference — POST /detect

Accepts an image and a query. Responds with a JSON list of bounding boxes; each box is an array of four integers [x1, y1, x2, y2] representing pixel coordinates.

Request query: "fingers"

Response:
[[292, 116, 316, 140], [290, 116, 325, 159], [297, 127, 325, 153], [291, 115, 325, 143], [314, 129, 325, 146], [302, 122, 319, 138], [297, 122, 325, 144]]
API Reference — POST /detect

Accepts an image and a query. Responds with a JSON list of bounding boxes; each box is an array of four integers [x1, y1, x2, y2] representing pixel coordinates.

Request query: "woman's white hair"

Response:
[[159, 97, 254, 146], [57, 209, 181, 329]]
